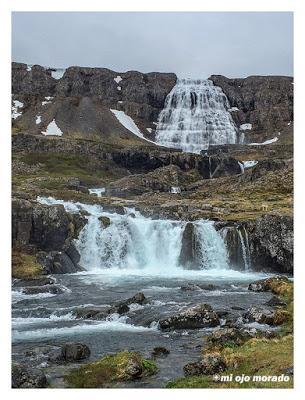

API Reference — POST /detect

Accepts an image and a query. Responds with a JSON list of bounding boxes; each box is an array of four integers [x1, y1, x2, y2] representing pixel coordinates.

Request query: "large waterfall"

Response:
[[155, 79, 238, 153], [38, 197, 231, 273]]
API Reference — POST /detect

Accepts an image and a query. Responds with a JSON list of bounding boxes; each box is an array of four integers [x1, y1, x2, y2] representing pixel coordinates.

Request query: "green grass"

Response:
[[12, 251, 43, 279]]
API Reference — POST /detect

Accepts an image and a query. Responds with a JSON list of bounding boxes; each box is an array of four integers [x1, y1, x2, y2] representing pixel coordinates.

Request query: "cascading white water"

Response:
[[239, 227, 251, 271], [155, 79, 238, 153], [195, 221, 229, 270], [37, 197, 230, 272]]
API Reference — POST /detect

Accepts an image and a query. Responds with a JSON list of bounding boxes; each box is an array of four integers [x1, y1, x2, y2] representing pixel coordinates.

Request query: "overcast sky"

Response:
[[12, 12, 293, 78]]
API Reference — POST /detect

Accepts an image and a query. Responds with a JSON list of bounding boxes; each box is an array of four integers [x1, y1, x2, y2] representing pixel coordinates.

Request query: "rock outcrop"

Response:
[[159, 304, 219, 330], [12, 197, 86, 274], [12, 62, 176, 142], [246, 214, 293, 273], [210, 75, 293, 143]]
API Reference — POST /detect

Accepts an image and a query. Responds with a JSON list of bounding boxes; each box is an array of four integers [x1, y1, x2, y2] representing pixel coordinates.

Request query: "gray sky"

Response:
[[12, 12, 293, 78]]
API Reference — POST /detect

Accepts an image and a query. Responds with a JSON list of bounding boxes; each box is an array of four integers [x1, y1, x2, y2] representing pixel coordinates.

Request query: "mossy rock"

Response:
[[98, 216, 111, 228], [12, 251, 44, 279], [64, 351, 158, 388]]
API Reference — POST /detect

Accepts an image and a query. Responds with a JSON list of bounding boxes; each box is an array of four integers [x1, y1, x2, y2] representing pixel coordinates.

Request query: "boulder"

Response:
[[151, 347, 170, 358], [248, 276, 290, 293], [159, 304, 219, 330], [183, 353, 227, 376], [243, 306, 275, 325], [206, 327, 251, 347], [12, 363, 47, 388], [265, 296, 287, 307], [61, 342, 91, 362], [98, 216, 111, 228]]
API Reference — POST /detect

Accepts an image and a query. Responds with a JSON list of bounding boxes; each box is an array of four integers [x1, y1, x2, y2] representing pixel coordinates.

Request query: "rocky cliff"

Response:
[[210, 75, 293, 143], [12, 62, 176, 143], [12, 197, 86, 274]]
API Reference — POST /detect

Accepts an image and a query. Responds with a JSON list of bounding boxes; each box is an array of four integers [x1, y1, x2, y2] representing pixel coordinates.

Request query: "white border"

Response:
[[1, 0, 304, 399]]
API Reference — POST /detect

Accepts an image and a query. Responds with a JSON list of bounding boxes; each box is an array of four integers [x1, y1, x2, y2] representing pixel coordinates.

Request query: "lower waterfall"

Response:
[[38, 197, 235, 273]]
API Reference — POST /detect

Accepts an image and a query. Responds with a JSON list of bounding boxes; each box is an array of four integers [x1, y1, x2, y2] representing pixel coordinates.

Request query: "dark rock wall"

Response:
[[210, 75, 293, 142], [246, 214, 293, 274], [12, 197, 86, 273], [12, 62, 177, 139]]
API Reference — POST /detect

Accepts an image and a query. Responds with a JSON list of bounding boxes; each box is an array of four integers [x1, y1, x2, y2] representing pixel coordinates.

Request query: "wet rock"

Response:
[[12, 363, 47, 388], [248, 276, 290, 293], [110, 292, 146, 314], [151, 347, 170, 358], [265, 296, 287, 307], [180, 283, 218, 291], [12, 197, 86, 257], [73, 307, 108, 320], [178, 223, 201, 269], [183, 353, 226, 376], [159, 304, 219, 330], [61, 342, 91, 362], [98, 216, 111, 228], [243, 307, 275, 325], [21, 284, 64, 295], [246, 214, 293, 273], [206, 327, 251, 347], [13, 276, 55, 288]]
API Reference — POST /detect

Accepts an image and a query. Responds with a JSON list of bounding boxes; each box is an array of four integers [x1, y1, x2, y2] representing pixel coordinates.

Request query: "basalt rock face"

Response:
[[246, 214, 293, 273], [178, 223, 201, 269], [12, 63, 56, 96], [12, 133, 243, 179], [209, 75, 293, 142], [12, 197, 86, 273], [12, 62, 177, 141]]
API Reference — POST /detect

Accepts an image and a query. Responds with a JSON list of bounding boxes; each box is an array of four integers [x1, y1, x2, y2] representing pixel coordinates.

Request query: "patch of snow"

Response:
[[170, 187, 181, 194], [114, 75, 122, 84], [238, 162, 245, 174], [153, 122, 158, 126], [35, 115, 42, 125], [288, 122, 291, 126], [110, 109, 155, 144], [117, 86, 122, 91], [42, 97, 53, 106], [240, 123, 252, 131], [89, 188, 106, 197], [110, 109, 144, 138], [249, 137, 278, 146], [26, 65, 32, 72], [146, 128, 152, 133], [41, 119, 63, 136], [228, 107, 239, 112], [243, 160, 258, 169], [51, 69, 66, 80], [118, 101, 123, 104], [12, 100, 24, 119]]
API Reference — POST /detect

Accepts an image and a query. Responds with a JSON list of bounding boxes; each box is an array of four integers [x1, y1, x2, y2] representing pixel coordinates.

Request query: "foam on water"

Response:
[[12, 313, 157, 343]]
